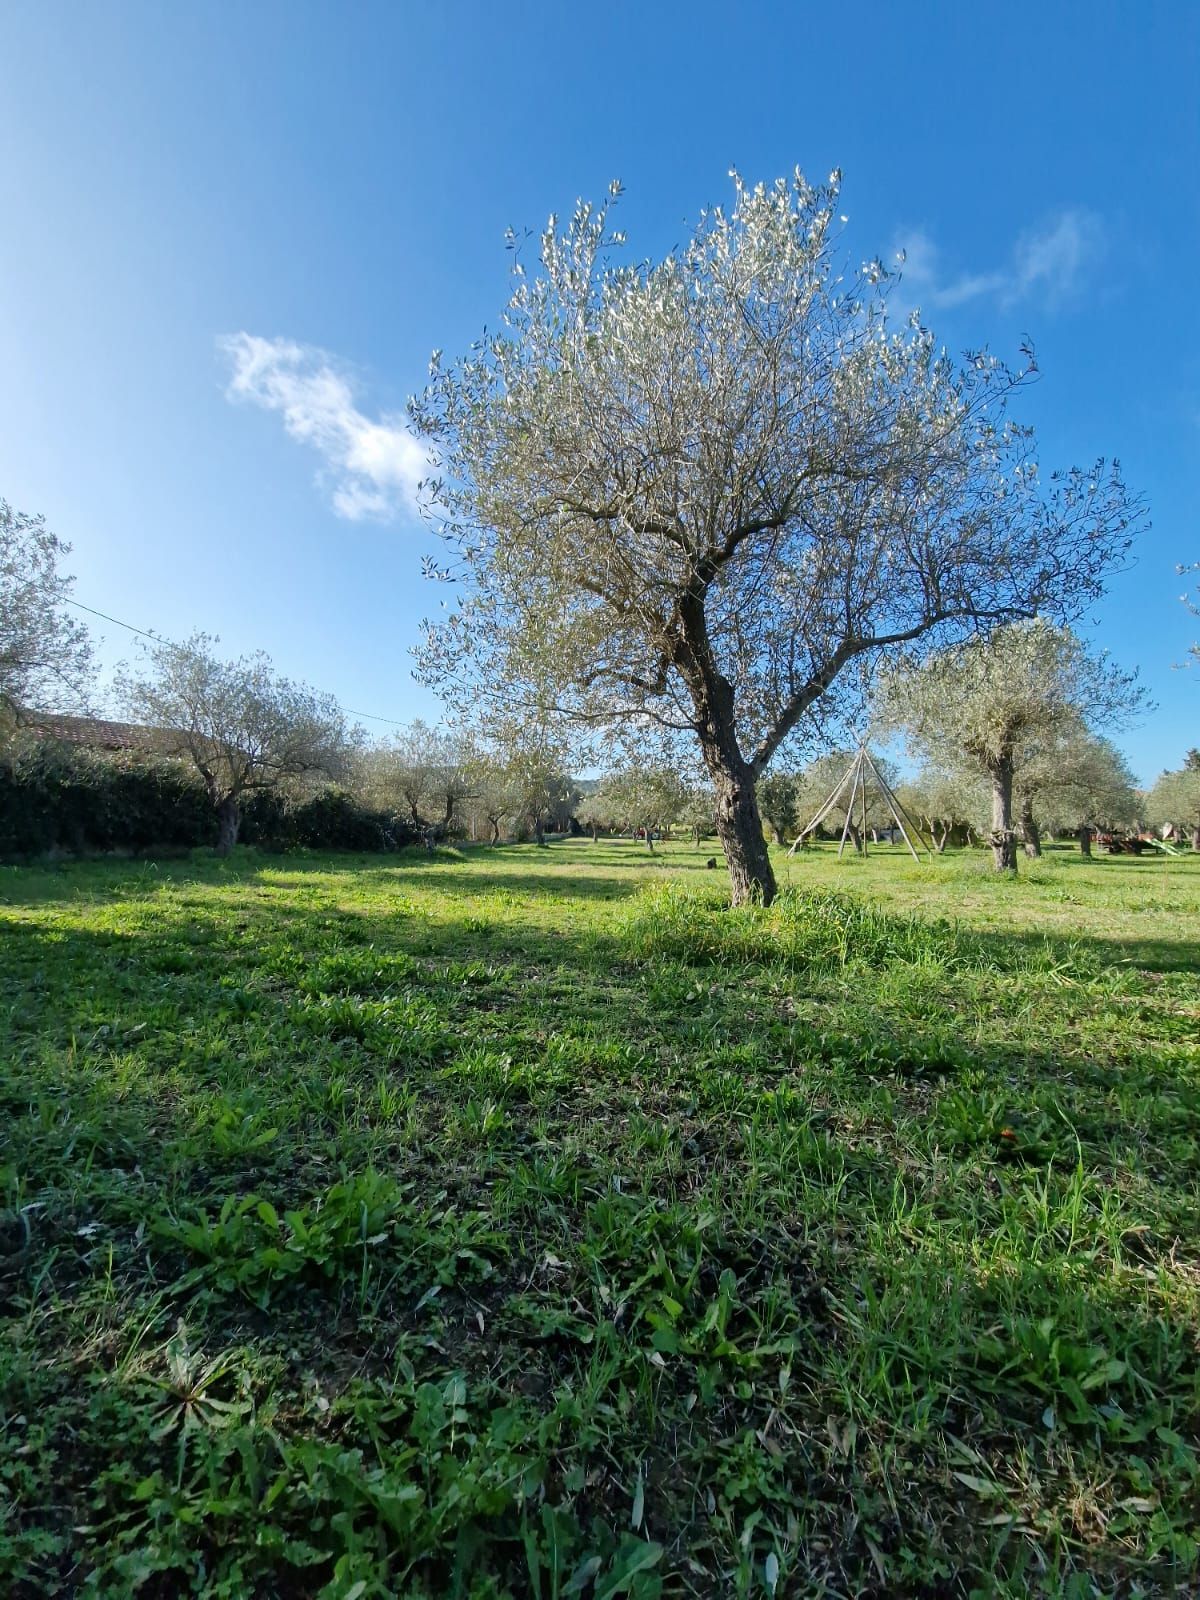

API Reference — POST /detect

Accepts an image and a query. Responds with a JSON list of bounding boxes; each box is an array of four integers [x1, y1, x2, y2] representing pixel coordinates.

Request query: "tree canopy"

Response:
[[0, 499, 93, 727], [1145, 761, 1200, 848], [412, 170, 1144, 902], [120, 633, 351, 853]]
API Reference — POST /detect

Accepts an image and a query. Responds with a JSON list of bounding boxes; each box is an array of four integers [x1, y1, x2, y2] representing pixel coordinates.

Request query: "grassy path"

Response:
[[1, 841, 1198, 1595]]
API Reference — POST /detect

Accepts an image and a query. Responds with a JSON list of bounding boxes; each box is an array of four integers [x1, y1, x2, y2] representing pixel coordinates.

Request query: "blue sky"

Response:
[[1, 0, 1196, 782]]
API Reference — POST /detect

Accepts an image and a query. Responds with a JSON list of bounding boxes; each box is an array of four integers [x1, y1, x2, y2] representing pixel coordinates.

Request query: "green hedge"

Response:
[[241, 788, 420, 852], [0, 741, 215, 856], [0, 741, 419, 858]]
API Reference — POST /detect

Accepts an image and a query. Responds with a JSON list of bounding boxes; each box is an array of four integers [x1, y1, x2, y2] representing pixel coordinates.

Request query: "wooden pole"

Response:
[[788, 752, 856, 855], [863, 748, 929, 863], [837, 749, 863, 858], [859, 747, 868, 856]]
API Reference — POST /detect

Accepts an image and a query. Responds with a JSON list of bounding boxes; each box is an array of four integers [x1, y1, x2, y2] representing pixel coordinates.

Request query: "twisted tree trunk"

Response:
[[679, 594, 776, 904], [1019, 796, 1042, 858], [990, 755, 1017, 872], [708, 761, 774, 904]]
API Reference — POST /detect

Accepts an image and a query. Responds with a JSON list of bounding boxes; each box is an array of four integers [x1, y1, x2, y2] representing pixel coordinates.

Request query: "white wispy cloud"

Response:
[[894, 209, 1103, 313], [220, 333, 427, 521]]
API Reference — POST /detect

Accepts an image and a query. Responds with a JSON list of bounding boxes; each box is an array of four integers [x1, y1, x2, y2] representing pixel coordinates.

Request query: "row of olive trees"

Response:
[[1, 492, 584, 855], [356, 713, 582, 846], [896, 729, 1142, 857], [697, 620, 1147, 870], [2, 500, 364, 855], [0, 490, 1170, 875]]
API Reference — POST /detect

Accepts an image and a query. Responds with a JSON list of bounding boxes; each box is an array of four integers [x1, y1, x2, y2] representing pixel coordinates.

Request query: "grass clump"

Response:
[[620, 879, 1036, 976]]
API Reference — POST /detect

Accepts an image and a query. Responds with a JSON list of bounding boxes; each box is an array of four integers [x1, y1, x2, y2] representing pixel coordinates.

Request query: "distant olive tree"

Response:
[[1146, 761, 1200, 850], [1014, 725, 1139, 854], [575, 789, 613, 842], [0, 499, 93, 727], [459, 753, 520, 844], [757, 771, 800, 846], [356, 722, 476, 835], [897, 769, 987, 853], [594, 766, 687, 852], [471, 713, 576, 846], [412, 170, 1143, 903], [120, 633, 351, 854], [677, 785, 716, 847], [877, 620, 1145, 870]]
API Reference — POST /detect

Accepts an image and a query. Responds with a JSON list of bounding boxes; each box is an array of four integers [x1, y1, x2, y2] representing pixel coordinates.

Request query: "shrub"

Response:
[[241, 788, 420, 852], [0, 739, 214, 856]]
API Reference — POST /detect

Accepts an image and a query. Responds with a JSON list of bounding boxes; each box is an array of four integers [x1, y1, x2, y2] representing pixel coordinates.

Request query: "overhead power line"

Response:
[[63, 596, 412, 727], [65, 597, 161, 642]]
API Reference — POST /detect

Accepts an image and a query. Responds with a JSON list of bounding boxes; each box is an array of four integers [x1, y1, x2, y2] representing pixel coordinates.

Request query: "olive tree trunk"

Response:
[[216, 796, 241, 857], [1076, 824, 1092, 856], [1019, 796, 1042, 858], [990, 756, 1017, 872], [708, 761, 775, 904], [680, 601, 777, 904]]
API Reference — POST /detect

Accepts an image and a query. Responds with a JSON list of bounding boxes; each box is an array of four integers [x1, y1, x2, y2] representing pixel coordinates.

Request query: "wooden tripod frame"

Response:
[[786, 747, 931, 862]]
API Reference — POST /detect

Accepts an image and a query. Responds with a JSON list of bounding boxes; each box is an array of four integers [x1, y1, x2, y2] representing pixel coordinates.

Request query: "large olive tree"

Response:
[[412, 172, 1143, 903], [121, 633, 351, 854]]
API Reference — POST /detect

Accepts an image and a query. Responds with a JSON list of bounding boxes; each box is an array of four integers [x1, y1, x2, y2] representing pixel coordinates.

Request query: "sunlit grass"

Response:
[[1, 839, 1197, 1596]]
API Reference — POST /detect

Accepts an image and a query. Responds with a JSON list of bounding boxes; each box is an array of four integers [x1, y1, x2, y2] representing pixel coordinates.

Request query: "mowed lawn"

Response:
[[1, 840, 1198, 1598]]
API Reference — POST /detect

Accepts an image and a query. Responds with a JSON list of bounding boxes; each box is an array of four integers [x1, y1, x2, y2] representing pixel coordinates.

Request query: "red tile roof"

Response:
[[22, 712, 171, 752]]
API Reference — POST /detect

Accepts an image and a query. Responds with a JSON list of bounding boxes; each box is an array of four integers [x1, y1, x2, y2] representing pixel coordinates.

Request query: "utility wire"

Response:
[[65, 597, 161, 642], [63, 596, 412, 727]]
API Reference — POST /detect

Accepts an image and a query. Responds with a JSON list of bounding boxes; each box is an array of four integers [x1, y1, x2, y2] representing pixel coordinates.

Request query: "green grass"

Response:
[[1, 838, 1198, 1597]]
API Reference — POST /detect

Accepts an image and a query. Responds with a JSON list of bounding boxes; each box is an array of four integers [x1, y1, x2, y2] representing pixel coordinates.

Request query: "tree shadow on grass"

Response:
[[3, 904, 1197, 1597], [965, 924, 1200, 976]]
